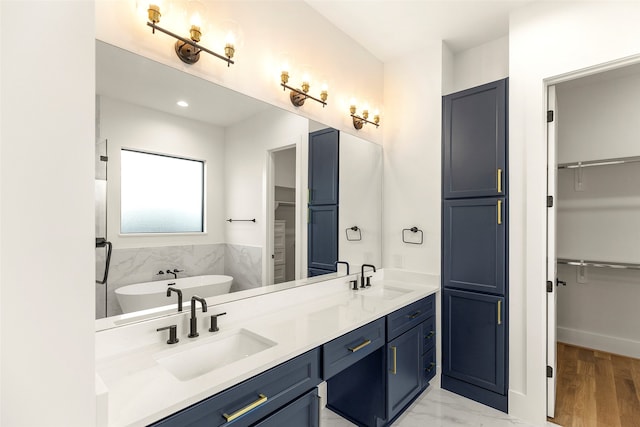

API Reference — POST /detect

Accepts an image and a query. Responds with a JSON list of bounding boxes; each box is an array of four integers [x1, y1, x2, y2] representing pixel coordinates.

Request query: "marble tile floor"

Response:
[[321, 387, 560, 427]]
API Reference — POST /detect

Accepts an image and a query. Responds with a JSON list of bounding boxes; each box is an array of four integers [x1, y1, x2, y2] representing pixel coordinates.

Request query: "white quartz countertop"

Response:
[[95, 269, 440, 426]]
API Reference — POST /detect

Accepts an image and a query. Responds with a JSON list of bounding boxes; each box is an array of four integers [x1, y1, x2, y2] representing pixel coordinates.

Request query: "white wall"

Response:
[[0, 2, 95, 426], [382, 42, 444, 275], [273, 148, 296, 188], [509, 2, 640, 424], [99, 96, 226, 248], [339, 133, 382, 270], [225, 107, 309, 284], [449, 36, 509, 94], [95, 0, 383, 146]]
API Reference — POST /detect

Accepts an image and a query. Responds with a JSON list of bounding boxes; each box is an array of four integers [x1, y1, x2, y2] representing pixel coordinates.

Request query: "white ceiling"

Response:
[[304, 0, 533, 61]]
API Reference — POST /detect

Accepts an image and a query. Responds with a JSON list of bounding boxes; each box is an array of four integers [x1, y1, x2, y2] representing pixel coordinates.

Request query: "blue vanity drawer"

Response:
[[323, 318, 385, 379], [253, 388, 319, 427], [387, 295, 435, 341], [422, 346, 436, 385], [150, 348, 321, 427], [421, 316, 436, 354]]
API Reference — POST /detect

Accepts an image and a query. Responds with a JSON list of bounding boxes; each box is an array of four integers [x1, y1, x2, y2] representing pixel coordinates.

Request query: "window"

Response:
[[121, 149, 204, 233]]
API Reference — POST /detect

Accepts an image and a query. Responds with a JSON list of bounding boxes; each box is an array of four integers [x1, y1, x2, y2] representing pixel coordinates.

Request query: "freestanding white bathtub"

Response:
[[115, 275, 233, 314]]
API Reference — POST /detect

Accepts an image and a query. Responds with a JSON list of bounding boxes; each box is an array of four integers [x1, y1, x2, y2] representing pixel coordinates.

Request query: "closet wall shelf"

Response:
[[558, 155, 640, 170], [558, 258, 640, 271]]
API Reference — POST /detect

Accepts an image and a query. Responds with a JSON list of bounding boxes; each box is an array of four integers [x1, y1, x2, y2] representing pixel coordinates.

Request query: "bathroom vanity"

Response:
[[95, 269, 439, 427]]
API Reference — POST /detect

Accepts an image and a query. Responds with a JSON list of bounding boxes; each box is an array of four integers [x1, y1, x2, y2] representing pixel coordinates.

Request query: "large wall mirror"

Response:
[[95, 40, 382, 329]]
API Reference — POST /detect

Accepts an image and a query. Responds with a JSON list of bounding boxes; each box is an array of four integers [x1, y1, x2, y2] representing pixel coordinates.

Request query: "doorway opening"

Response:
[[270, 146, 297, 284], [546, 60, 640, 425]]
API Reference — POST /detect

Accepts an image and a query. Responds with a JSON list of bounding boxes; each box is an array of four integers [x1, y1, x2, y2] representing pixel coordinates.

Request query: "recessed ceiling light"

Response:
[[177, 100, 189, 107]]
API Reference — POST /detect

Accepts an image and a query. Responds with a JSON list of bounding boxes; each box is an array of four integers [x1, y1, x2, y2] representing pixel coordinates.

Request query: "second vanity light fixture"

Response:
[[280, 69, 328, 108], [145, 2, 235, 66], [350, 103, 380, 130]]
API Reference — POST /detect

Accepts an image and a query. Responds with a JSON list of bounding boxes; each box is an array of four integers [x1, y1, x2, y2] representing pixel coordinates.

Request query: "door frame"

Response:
[[544, 53, 640, 418], [264, 138, 305, 286]]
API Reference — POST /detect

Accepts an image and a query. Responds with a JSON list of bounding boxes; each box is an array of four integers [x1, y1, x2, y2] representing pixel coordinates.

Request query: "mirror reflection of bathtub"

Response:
[[115, 275, 233, 313]]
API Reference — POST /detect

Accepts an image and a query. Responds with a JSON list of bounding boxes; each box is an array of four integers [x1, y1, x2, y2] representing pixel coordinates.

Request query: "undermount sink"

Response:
[[360, 285, 412, 300], [154, 329, 277, 381]]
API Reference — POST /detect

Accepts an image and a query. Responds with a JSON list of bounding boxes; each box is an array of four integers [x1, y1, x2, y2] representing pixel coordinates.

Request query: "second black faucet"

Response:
[[188, 295, 208, 338], [361, 264, 376, 288]]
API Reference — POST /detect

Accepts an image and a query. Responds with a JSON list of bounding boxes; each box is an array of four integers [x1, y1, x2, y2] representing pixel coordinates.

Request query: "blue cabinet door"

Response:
[[442, 197, 506, 295], [308, 205, 338, 271], [442, 289, 505, 395], [387, 326, 422, 421], [308, 128, 339, 205], [253, 389, 319, 427], [442, 79, 507, 199]]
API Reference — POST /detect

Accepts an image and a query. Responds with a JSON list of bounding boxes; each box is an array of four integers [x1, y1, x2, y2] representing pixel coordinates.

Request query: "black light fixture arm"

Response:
[[281, 83, 327, 107], [146, 21, 234, 67], [351, 113, 380, 128]]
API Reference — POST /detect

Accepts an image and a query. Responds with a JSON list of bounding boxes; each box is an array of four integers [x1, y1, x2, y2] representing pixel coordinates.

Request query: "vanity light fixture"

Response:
[[144, 3, 235, 67], [280, 70, 327, 108], [350, 104, 380, 129]]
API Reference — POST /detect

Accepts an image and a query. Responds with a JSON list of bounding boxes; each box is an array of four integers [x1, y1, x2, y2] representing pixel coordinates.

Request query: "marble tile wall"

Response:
[[98, 243, 262, 318], [225, 244, 262, 292]]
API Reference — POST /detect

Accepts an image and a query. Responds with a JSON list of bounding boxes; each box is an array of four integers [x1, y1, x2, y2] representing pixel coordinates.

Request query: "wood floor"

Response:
[[550, 342, 640, 427]]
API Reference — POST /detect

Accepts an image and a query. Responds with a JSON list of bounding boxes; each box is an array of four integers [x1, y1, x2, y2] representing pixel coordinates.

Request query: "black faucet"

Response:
[[335, 260, 350, 275], [166, 286, 182, 312], [188, 295, 208, 338], [361, 264, 376, 288], [166, 268, 183, 279]]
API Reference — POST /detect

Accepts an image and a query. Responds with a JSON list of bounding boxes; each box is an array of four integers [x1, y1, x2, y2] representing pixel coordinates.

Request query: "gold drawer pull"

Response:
[[426, 331, 435, 339], [406, 310, 422, 320], [497, 300, 502, 325], [348, 339, 371, 353], [497, 200, 502, 225], [223, 394, 268, 422], [497, 168, 503, 193], [391, 346, 397, 375], [425, 362, 436, 373]]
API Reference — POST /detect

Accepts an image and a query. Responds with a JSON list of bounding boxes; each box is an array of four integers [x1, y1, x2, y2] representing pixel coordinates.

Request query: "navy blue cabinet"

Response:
[[307, 128, 339, 276], [442, 198, 506, 295], [387, 326, 422, 421], [307, 205, 338, 272], [326, 295, 436, 427], [442, 79, 507, 199], [441, 78, 508, 413], [308, 128, 339, 205], [150, 348, 321, 427], [253, 389, 319, 427], [441, 289, 506, 410]]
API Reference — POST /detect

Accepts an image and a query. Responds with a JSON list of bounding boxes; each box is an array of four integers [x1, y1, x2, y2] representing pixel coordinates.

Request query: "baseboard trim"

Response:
[[557, 327, 640, 359]]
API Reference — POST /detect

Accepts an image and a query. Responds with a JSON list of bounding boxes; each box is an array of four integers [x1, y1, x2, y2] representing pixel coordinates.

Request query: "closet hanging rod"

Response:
[[557, 258, 640, 271], [557, 155, 640, 170]]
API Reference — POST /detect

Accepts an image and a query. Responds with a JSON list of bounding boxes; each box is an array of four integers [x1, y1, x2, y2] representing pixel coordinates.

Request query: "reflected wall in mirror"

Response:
[[95, 40, 382, 324]]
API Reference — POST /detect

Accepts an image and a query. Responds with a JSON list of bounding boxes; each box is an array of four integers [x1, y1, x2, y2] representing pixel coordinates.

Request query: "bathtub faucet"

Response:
[[166, 268, 183, 279], [188, 295, 208, 338]]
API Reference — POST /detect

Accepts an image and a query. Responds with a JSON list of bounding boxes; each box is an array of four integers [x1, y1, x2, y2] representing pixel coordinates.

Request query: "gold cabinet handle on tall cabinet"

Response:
[[497, 200, 503, 225], [497, 168, 503, 193], [391, 346, 397, 374], [497, 300, 502, 325]]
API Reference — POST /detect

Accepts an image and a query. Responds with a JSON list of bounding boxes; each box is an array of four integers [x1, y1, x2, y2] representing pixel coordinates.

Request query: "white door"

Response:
[[546, 84, 558, 418]]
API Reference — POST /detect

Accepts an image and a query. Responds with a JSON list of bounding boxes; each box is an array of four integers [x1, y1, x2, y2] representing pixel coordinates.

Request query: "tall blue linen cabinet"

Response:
[[441, 78, 509, 412]]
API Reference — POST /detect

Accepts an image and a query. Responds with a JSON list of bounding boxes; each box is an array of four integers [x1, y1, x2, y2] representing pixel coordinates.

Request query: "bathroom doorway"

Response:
[[270, 146, 297, 284]]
